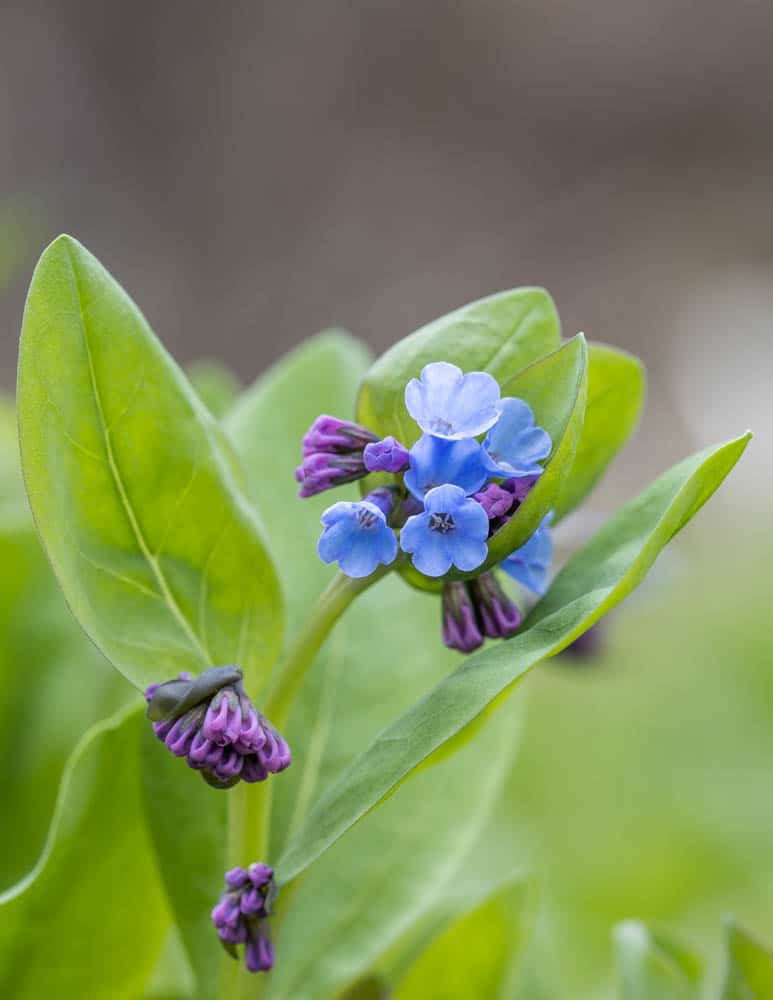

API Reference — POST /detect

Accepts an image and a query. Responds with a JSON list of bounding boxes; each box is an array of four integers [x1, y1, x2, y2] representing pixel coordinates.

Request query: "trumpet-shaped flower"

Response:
[[404, 434, 489, 500], [482, 397, 551, 479], [318, 499, 398, 577], [400, 484, 489, 577], [405, 362, 501, 440]]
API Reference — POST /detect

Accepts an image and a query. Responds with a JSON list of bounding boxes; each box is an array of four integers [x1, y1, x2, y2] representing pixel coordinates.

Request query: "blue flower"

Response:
[[400, 484, 489, 577], [318, 500, 398, 578], [404, 434, 490, 500], [500, 513, 554, 595], [405, 362, 501, 440], [482, 397, 551, 478]]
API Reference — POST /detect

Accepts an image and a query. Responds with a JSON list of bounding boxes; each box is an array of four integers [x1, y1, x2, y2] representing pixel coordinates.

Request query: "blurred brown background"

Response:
[[1, 0, 770, 505]]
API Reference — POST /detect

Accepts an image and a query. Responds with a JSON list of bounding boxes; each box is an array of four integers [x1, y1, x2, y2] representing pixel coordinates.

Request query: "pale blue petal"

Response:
[[448, 533, 489, 572], [501, 513, 554, 594], [483, 397, 551, 477], [405, 435, 489, 499], [405, 362, 500, 440]]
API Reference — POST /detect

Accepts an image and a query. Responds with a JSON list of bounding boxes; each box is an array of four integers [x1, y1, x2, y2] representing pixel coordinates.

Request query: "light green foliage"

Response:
[[553, 342, 645, 520], [276, 433, 749, 884], [0, 399, 129, 888], [187, 359, 243, 419], [393, 879, 530, 999], [356, 288, 561, 446], [614, 922, 701, 1000], [17, 236, 282, 691], [721, 922, 773, 999], [0, 705, 172, 999]]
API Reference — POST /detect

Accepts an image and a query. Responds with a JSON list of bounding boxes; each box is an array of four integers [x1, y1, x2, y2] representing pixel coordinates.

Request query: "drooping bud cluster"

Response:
[[295, 416, 379, 497], [145, 666, 291, 788], [212, 863, 277, 973], [441, 572, 522, 653]]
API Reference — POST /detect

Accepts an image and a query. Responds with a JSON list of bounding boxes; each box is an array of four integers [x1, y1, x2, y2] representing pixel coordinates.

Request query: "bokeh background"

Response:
[[1, 3, 771, 997]]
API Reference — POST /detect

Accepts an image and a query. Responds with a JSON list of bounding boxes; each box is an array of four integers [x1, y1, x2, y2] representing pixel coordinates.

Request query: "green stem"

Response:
[[218, 567, 391, 1000]]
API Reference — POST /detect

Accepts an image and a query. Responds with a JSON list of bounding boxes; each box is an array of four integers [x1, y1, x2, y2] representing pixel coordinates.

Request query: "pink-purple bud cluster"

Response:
[[145, 667, 290, 789], [212, 863, 276, 973]]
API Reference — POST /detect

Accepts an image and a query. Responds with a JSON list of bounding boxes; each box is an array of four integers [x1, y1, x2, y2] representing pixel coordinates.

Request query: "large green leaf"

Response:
[[0, 401, 129, 888], [0, 704, 171, 999], [393, 879, 530, 1000], [267, 694, 522, 1000], [553, 343, 645, 521], [275, 433, 750, 884], [17, 235, 282, 691], [356, 288, 561, 446], [614, 922, 701, 1000], [721, 922, 773, 999]]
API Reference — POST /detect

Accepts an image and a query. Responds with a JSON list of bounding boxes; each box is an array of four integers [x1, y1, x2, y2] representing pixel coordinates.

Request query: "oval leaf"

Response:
[[481, 332, 588, 569], [17, 235, 283, 691], [553, 342, 645, 521], [275, 433, 750, 883], [356, 288, 561, 446]]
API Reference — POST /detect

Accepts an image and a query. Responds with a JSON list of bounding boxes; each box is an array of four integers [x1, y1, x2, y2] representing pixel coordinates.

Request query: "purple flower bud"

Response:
[[302, 415, 378, 455], [297, 416, 379, 498], [144, 667, 291, 790], [362, 486, 399, 519], [213, 864, 277, 974], [474, 483, 515, 520], [561, 623, 604, 661], [363, 436, 410, 474], [441, 581, 484, 653], [502, 474, 541, 503], [468, 573, 522, 639], [295, 452, 370, 498]]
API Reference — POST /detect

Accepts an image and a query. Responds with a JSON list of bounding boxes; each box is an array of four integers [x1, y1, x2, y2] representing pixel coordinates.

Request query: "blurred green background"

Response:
[[1, 2, 771, 996]]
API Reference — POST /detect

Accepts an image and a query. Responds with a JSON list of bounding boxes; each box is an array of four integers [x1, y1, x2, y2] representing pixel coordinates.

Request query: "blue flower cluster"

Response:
[[297, 361, 556, 651]]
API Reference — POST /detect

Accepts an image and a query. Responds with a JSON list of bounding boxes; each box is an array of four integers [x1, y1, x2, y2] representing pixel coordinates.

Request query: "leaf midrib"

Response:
[[64, 243, 213, 675]]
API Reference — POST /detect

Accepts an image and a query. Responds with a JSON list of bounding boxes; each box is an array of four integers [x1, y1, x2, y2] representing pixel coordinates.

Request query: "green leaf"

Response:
[[614, 921, 701, 999], [17, 235, 282, 691], [186, 359, 242, 419], [267, 693, 522, 1000], [274, 432, 750, 883], [356, 288, 561, 446], [0, 704, 172, 999], [721, 921, 773, 999], [481, 333, 588, 569], [553, 343, 645, 521], [393, 879, 530, 1000]]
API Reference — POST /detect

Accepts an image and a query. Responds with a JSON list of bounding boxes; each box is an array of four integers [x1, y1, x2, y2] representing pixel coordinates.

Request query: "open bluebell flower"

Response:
[[404, 434, 490, 500], [501, 512, 554, 595], [318, 497, 398, 577], [400, 484, 489, 576], [482, 397, 551, 479], [405, 362, 501, 440]]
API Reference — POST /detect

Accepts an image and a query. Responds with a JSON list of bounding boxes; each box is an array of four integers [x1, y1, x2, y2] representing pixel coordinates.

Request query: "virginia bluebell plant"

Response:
[[303, 362, 554, 653], [5, 236, 750, 996]]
